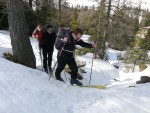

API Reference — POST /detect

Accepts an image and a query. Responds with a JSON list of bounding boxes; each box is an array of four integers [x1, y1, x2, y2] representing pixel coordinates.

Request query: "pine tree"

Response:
[[88, 0, 107, 59], [0, 0, 8, 29], [124, 31, 149, 72]]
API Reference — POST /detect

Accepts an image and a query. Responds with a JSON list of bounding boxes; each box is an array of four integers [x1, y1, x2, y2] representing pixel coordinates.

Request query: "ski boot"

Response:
[[70, 79, 83, 86]]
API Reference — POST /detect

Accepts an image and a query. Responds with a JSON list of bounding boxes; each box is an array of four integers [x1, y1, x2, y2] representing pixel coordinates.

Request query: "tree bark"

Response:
[[6, 0, 36, 68], [102, 0, 112, 60], [58, 0, 62, 25], [29, 0, 33, 8]]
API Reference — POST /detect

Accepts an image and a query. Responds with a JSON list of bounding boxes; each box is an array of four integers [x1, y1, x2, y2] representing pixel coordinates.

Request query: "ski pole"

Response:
[[89, 41, 97, 85], [49, 43, 66, 80]]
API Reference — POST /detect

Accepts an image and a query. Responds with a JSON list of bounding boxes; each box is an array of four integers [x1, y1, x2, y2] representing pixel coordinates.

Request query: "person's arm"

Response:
[[76, 39, 93, 48], [32, 29, 37, 38], [55, 35, 68, 50], [55, 37, 65, 50], [42, 32, 46, 42], [53, 32, 57, 43], [39, 35, 43, 47]]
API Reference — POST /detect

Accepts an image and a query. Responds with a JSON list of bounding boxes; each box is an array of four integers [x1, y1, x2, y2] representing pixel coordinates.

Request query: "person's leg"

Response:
[[67, 58, 78, 79], [68, 71, 83, 80], [48, 48, 54, 71], [42, 49, 48, 72], [67, 58, 83, 85], [37, 38, 41, 51], [55, 58, 66, 82]]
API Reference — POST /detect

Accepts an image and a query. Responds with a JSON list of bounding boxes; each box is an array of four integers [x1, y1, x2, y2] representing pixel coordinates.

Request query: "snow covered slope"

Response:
[[0, 30, 150, 113]]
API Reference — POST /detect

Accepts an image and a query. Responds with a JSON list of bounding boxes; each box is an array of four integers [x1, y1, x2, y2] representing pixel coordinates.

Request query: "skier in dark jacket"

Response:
[[57, 25, 83, 80], [42, 25, 56, 73], [55, 28, 97, 85]]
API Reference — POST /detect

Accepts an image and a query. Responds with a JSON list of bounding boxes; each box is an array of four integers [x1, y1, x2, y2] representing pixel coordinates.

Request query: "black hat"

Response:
[[46, 24, 52, 29]]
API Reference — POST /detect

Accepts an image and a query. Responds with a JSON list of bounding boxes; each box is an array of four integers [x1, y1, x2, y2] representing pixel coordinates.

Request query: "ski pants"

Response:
[[42, 48, 54, 70], [55, 57, 78, 79]]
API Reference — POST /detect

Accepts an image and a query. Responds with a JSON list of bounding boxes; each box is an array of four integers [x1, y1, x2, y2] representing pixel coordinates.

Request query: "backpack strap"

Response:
[[64, 34, 70, 42]]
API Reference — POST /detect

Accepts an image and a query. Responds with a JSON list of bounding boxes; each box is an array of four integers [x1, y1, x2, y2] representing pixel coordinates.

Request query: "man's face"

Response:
[[47, 28, 53, 34], [73, 33, 82, 41], [61, 27, 65, 31]]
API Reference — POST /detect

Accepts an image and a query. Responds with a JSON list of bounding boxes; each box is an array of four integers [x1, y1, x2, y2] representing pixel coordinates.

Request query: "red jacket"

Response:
[[32, 29, 43, 45]]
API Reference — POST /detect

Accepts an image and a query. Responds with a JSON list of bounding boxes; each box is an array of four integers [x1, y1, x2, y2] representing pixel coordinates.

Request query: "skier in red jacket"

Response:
[[32, 24, 43, 51]]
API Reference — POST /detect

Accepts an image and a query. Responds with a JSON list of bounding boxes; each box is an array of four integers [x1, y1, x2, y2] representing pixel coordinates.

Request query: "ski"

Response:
[[71, 84, 106, 89]]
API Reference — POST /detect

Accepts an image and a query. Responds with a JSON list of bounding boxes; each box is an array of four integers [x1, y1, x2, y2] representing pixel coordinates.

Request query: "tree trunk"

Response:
[[58, 0, 62, 25], [6, 0, 36, 68], [29, 0, 33, 8], [102, 0, 112, 60], [95, 15, 101, 59]]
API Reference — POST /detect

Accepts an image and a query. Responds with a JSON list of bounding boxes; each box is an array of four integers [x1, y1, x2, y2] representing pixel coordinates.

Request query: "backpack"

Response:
[[55, 27, 70, 50], [58, 27, 70, 39]]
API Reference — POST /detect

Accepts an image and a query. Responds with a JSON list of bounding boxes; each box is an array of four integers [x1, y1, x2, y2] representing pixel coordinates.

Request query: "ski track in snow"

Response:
[[0, 30, 150, 113]]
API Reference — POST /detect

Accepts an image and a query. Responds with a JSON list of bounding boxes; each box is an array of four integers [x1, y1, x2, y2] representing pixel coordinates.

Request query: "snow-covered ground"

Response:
[[0, 30, 150, 113]]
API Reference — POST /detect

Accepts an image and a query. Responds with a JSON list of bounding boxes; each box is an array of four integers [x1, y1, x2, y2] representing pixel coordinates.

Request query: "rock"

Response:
[[136, 76, 150, 84]]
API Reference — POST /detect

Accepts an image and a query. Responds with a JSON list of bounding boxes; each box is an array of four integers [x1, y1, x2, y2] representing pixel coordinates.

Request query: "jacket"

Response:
[[32, 29, 43, 45], [55, 32, 93, 58], [42, 31, 56, 51]]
